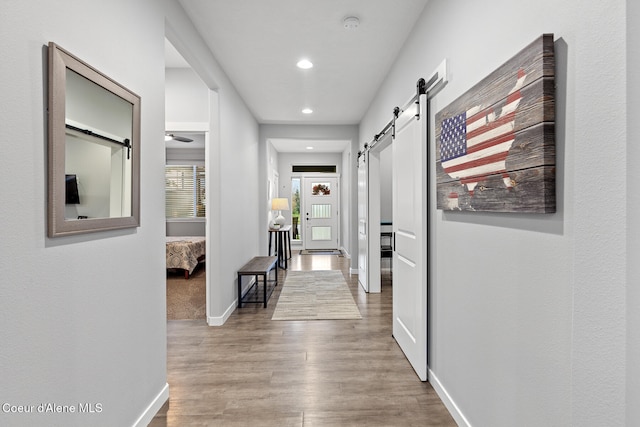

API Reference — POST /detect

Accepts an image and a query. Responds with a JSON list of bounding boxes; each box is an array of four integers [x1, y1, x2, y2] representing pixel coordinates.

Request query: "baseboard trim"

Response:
[[340, 246, 351, 258], [208, 299, 236, 326], [207, 275, 256, 326], [429, 369, 471, 427], [340, 247, 359, 275], [132, 382, 169, 427]]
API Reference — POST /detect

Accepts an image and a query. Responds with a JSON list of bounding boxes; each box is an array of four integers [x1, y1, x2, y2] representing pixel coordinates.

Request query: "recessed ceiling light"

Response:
[[306, 146, 314, 150], [296, 59, 313, 69], [302, 108, 313, 114]]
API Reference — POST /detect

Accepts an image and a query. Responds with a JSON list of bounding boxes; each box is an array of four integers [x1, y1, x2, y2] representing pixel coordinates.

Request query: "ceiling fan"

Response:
[[165, 133, 193, 143]]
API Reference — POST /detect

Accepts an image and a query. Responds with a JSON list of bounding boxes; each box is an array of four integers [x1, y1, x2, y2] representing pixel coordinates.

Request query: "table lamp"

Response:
[[271, 198, 289, 228]]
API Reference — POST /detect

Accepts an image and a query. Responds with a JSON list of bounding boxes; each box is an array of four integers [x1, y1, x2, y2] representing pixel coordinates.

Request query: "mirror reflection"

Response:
[[64, 68, 133, 220]]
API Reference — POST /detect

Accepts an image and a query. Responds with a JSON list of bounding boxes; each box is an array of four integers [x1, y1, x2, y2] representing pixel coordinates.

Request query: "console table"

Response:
[[268, 225, 292, 269]]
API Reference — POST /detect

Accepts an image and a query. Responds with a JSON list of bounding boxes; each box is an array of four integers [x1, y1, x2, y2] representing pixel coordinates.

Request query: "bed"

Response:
[[166, 236, 206, 279]]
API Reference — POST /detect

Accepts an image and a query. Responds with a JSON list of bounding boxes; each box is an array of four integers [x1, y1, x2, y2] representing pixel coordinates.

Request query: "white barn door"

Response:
[[392, 98, 428, 381], [357, 155, 369, 292]]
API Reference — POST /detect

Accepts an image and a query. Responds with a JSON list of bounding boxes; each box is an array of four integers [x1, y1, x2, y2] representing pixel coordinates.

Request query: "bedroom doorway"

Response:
[[165, 130, 208, 320]]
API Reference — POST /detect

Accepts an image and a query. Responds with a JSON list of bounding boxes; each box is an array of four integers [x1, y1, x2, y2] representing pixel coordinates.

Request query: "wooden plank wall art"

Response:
[[435, 34, 555, 213]]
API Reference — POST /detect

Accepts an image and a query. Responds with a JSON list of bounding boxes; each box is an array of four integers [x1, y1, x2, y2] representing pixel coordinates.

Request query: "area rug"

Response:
[[271, 270, 362, 320], [166, 267, 206, 320], [299, 249, 342, 256]]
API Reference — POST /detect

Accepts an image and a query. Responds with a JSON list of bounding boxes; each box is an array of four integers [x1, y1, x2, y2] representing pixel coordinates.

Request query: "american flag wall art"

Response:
[[435, 34, 556, 213]]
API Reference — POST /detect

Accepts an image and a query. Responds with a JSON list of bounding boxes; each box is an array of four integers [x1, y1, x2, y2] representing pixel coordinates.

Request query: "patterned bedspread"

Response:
[[166, 236, 206, 274]]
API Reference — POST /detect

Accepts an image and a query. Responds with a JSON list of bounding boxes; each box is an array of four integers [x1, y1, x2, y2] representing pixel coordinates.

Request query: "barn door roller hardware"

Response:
[[357, 59, 448, 162], [66, 123, 132, 159]]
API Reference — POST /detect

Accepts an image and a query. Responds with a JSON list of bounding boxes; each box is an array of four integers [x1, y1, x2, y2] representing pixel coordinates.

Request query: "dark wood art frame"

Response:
[[435, 34, 555, 213]]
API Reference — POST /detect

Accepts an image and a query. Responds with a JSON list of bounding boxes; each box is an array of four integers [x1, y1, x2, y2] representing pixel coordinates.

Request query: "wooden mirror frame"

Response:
[[47, 42, 141, 237]]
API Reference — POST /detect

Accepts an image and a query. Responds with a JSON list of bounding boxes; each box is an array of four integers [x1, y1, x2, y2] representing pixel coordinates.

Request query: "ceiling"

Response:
[[171, 0, 429, 126], [269, 138, 352, 154]]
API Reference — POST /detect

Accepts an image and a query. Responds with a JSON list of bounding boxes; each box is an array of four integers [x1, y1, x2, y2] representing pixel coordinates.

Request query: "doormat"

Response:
[[299, 249, 342, 256], [272, 270, 361, 320]]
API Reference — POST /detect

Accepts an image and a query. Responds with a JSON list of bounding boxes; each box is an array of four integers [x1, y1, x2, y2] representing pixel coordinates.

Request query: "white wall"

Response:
[[359, 0, 629, 425], [216, 89, 261, 318], [165, 68, 210, 123], [166, 0, 261, 324], [627, 1, 640, 424], [0, 1, 168, 426]]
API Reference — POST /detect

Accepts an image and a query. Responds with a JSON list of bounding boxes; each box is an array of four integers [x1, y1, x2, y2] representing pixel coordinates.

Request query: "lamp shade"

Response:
[[271, 198, 289, 211], [271, 198, 289, 228]]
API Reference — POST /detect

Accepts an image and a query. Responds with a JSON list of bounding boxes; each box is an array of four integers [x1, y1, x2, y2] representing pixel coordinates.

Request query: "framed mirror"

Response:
[[47, 42, 140, 237]]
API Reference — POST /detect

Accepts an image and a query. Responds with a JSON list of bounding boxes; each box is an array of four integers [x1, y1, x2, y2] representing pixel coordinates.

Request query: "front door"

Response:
[[303, 176, 339, 250], [392, 97, 428, 381]]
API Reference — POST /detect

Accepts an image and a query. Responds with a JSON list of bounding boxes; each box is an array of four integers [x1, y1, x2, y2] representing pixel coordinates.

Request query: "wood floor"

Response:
[[150, 253, 455, 426]]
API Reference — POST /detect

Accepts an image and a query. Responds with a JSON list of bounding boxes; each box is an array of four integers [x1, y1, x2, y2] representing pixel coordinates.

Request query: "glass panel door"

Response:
[[303, 176, 339, 250]]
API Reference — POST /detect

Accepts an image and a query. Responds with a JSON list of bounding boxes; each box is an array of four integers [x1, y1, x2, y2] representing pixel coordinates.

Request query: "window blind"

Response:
[[165, 165, 206, 218]]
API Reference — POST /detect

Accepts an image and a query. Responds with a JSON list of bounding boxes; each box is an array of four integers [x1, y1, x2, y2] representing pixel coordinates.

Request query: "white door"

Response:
[[357, 155, 369, 291], [392, 97, 428, 381], [367, 134, 391, 294], [303, 176, 339, 250]]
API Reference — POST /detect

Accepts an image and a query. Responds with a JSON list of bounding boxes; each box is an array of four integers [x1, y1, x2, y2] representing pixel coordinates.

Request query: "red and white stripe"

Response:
[[443, 69, 526, 194]]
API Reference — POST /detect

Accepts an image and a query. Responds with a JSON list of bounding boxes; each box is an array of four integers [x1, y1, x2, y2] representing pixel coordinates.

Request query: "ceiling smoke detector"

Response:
[[343, 16, 360, 30]]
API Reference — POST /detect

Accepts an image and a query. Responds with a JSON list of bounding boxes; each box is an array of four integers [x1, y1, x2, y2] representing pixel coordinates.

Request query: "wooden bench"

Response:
[[237, 256, 278, 308]]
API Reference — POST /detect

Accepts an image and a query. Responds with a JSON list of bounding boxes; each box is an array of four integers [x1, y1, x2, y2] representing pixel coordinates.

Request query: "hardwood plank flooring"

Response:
[[150, 253, 455, 426]]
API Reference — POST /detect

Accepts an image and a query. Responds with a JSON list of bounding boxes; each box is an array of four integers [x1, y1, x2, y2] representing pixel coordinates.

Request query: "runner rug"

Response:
[[271, 270, 362, 320]]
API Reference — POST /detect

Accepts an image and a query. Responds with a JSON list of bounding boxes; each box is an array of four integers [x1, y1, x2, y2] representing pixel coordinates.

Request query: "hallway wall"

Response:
[[165, 68, 209, 123], [359, 0, 629, 425], [0, 1, 168, 425], [626, 0, 640, 423]]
